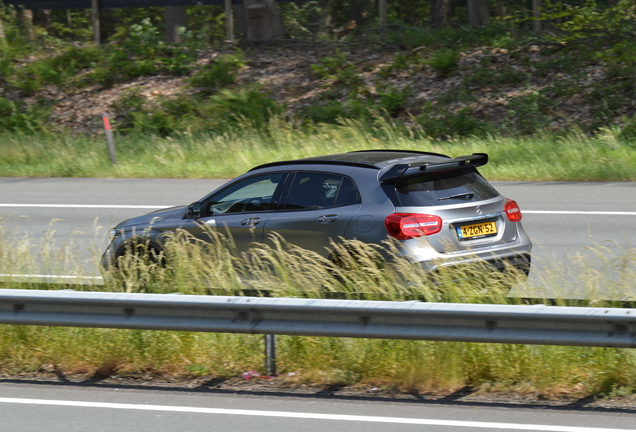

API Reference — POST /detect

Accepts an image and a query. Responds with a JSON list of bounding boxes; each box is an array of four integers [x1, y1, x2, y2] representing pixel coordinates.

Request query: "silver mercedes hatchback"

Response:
[[102, 150, 532, 277]]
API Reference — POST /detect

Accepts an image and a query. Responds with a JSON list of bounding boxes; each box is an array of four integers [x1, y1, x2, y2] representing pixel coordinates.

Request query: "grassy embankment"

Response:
[[1, 120, 635, 180]]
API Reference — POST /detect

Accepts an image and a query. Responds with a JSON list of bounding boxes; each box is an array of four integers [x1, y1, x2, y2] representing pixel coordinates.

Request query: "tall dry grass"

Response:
[[1, 120, 635, 180], [1, 222, 636, 399]]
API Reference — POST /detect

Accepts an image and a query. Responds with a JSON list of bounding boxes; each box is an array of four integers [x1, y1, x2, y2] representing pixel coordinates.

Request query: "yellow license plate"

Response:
[[456, 221, 497, 240]]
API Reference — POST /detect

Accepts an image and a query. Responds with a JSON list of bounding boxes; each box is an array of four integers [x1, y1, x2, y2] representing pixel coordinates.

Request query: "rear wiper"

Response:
[[438, 192, 475, 201]]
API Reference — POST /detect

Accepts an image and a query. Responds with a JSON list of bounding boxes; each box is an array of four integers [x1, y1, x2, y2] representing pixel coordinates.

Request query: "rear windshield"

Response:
[[392, 168, 499, 207]]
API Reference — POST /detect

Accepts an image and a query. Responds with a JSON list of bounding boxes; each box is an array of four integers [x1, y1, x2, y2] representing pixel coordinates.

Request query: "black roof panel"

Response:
[[250, 150, 451, 171]]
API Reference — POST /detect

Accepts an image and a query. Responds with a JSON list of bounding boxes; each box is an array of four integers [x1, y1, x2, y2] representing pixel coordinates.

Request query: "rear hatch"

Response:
[[383, 166, 516, 254]]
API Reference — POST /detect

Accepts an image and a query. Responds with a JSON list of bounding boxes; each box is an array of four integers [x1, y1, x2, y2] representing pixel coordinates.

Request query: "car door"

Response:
[[262, 172, 362, 257], [182, 173, 288, 252]]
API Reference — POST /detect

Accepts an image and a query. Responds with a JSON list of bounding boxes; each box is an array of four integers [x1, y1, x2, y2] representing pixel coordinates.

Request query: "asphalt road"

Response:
[[0, 381, 635, 432], [0, 178, 635, 297]]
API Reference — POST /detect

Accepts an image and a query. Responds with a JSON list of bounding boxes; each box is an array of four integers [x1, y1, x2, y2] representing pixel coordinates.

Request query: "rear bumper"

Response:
[[402, 225, 533, 276]]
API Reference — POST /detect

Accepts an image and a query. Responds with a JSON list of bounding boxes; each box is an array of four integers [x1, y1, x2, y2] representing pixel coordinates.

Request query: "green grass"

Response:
[[1, 218, 636, 398], [1, 121, 635, 181]]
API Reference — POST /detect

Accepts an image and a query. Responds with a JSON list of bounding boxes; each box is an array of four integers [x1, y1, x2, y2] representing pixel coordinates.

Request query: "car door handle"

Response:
[[316, 214, 338, 224], [240, 217, 261, 226]]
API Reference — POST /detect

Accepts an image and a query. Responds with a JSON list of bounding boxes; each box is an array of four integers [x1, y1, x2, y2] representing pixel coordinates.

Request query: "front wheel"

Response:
[[112, 239, 166, 292]]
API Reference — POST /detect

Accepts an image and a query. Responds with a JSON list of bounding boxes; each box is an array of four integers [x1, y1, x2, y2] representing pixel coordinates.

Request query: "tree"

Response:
[[244, 0, 286, 40], [164, 5, 188, 43], [0, 17, 5, 46], [468, 0, 491, 27], [430, 0, 451, 28]]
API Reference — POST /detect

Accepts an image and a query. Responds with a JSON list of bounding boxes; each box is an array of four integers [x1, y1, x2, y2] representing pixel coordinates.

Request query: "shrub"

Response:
[[0, 98, 52, 133], [617, 116, 636, 146], [205, 85, 284, 129], [503, 92, 550, 135], [377, 85, 411, 118], [426, 48, 460, 77], [463, 65, 528, 88], [311, 50, 362, 88], [188, 52, 246, 94], [415, 103, 488, 138]]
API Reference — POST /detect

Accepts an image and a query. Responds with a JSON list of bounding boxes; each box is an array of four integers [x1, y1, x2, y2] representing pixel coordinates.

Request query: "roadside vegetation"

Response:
[[1, 122, 635, 180], [2, 2, 636, 181], [1, 220, 635, 399], [2, 1, 636, 401]]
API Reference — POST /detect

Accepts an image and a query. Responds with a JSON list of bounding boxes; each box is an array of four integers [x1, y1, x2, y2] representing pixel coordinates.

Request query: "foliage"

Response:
[[279, 1, 329, 38], [111, 85, 283, 136], [426, 48, 460, 77], [188, 52, 246, 94], [376, 85, 410, 117], [503, 92, 550, 135], [0, 98, 52, 133], [462, 64, 529, 88], [415, 103, 489, 139], [311, 50, 363, 88], [544, 1, 636, 47]]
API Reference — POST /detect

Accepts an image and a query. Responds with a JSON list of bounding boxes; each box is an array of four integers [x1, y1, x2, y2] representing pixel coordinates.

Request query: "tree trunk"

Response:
[[348, 0, 374, 26], [244, 0, 286, 41], [533, 0, 541, 33], [467, 0, 491, 27], [35, 9, 51, 28], [495, 1, 506, 17], [91, 0, 100, 44], [18, 9, 35, 41], [164, 5, 188, 43], [430, 0, 451, 28], [0, 17, 5, 47], [225, 0, 234, 42]]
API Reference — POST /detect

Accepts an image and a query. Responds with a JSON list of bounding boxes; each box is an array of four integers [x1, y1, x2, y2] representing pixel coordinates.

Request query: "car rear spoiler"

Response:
[[379, 153, 488, 184]]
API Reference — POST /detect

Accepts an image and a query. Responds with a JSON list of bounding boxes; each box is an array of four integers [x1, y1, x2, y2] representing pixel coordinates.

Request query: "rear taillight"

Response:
[[385, 213, 442, 240], [504, 199, 523, 222]]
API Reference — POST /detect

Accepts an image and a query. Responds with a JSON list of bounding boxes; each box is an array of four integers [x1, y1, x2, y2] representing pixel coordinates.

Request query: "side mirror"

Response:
[[187, 202, 201, 219]]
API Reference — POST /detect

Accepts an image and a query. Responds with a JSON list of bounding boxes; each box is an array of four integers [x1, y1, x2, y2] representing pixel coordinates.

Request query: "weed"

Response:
[[503, 92, 550, 135], [426, 48, 459, 77], [463, 65, 528, 88], [0, 98, 52, 133], [205, 85, 284, 129], [416, 103, 488, 138], [188, 52, 246, 94], [311, 50, 363, 88], [378, 54, 421, 79], [376, 85, 411, 117]]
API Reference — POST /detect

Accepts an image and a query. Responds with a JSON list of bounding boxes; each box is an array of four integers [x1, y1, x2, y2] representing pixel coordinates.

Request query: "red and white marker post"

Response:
[[102, 113, 117, 165]]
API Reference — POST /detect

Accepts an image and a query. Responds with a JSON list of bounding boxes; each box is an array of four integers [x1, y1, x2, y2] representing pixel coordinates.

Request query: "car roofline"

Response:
[[249, 159, 380, 171], [346, 149, 450, 158], [248, 150, 452, 172]]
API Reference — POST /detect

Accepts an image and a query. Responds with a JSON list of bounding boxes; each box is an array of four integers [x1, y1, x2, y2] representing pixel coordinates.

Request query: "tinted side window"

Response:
[[207, 173, 285, 215], [394, 168, 498, 206], [284, 173, 360, 210], [334, 176, 361, 207]]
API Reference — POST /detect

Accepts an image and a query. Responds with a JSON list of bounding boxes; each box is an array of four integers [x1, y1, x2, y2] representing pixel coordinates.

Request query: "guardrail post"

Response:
[[264, 334, 276, 376]]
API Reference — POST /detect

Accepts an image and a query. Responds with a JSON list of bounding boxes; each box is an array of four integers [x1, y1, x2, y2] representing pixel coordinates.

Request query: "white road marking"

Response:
[[0, 274, 102, 280], [0, 204, 166, 209], [524, 211, 636, 216], [1, 204, 634, 216], [0, 397, 631, 432]]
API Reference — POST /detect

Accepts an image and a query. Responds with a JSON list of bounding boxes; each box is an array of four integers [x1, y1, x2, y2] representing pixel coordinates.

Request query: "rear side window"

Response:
[[392, 168, 498, 206], [283, 173, 361, 210]]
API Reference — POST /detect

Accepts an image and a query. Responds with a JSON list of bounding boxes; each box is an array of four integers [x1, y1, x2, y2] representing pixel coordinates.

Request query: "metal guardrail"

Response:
[[1, 289, 636, 348]]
